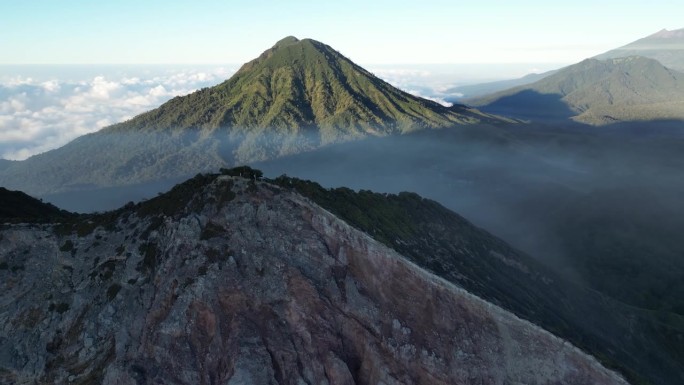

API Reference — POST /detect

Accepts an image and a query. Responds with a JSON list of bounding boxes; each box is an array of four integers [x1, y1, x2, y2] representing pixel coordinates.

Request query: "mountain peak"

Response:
[[595, 28, 684, 71], [0, 37, 506, 197], [274, 35, 300, 47], [649, 28, 684, 39], [109, 36, 497, 139]]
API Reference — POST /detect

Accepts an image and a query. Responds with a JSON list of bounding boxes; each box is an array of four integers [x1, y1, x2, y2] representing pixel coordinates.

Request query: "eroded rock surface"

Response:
[[0, 177, 628, 384]]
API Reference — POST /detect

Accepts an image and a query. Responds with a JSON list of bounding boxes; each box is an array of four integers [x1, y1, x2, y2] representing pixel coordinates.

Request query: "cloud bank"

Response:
[[369, 67, 467, 107], [0, 66, 235, 160], [0, 64, 479, 160]]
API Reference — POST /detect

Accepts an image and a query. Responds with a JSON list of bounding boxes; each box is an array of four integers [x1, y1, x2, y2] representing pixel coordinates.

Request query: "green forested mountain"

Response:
[[456, 28, 684, 114], [110, 36, 489, 138], [596, 28, 684, 72], [0, 36, 501, 196], [0, 160, 13, 171], [470, 56, 684, 125]]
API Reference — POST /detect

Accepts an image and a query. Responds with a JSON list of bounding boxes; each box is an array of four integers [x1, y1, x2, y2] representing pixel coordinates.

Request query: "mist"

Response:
[[7, 116, 684, 315], [31, 122, 684, 273], [250, 121, 684, 307], [0, 65, 236, 160]]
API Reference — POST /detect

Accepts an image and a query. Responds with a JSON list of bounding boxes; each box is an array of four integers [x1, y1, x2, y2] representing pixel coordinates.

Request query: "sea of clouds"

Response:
[[0, 65, 236, 160], [368, 66, 464, 107], [0, 63, 539, 161], [0, 65, 466, 160]]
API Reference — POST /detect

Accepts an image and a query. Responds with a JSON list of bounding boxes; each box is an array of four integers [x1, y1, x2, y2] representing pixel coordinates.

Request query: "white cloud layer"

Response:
[[0, 66, 235, 160], [0, 65, 480, 160], [367, 68, 462, 107], [405, 90, 453, 107]]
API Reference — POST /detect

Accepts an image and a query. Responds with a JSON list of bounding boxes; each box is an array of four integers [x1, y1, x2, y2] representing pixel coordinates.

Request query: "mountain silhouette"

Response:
[[0, 187, 72, 223]]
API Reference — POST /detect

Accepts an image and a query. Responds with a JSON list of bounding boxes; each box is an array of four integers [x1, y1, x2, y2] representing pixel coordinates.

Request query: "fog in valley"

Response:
[[254, 122, 684, 312], [30, 120, 684, 317], [4, 60, 684, 331]]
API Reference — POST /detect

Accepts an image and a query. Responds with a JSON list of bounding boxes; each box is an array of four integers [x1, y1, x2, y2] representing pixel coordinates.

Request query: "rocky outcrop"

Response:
[[0, 176, 628, 384]]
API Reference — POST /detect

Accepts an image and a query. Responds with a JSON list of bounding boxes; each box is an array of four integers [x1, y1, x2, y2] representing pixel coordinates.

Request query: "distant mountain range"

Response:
[[451, 27, 684, 104], [596, 28, 684, 72], [469, 56, 684, 125], [0, 36, 504, 197], [445, 70, 557, 99], [0, 159, 14, 171]]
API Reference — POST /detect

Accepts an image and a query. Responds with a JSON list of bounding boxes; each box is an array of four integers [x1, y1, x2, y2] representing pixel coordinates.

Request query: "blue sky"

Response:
[[1, 0, 683, 160], [2, 0, 683, 65]]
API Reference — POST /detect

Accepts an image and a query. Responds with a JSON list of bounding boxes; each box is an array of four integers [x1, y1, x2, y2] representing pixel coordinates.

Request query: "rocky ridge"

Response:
[[0, 174, 627, 384]]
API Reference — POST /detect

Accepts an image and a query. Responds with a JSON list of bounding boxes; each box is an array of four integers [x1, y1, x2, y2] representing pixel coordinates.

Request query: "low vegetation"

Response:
[[2, 166, 680, 384], [472, 56, 684, 125], [0, 187, 73, 223], [273, 174, 681, 385]]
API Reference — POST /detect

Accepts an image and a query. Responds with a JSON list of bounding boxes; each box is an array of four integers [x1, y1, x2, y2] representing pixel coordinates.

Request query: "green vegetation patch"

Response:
[[206, 247, 229, 264], [106, 284, 122, 301], [273, 176, 420, 246], [140, 216, 164, 240], [59, 240, 74, 252], [90, 260, 117, 281], [220, 166, 263, 180], [48, 302, 70, 314], [0, 187, 74, 224], [200, 222, 225, 240], [136, 173, 217, 217], [215, 179, 237, 204], [137, 242, 160, 273]]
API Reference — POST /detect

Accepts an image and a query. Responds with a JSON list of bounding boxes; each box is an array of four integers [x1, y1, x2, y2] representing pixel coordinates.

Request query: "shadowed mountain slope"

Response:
[[273, 174, 683, 385], [0, 187, 72, 223], [445, 69, 557, 99], [0, 36, 503, 197], [0, 171, 627, 385], [470, 56, 684, 125], [0, 159, 13, 171]]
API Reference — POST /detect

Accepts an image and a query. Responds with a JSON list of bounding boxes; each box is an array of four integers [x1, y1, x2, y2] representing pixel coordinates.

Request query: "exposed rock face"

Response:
[[0, 177, 627, 384]]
